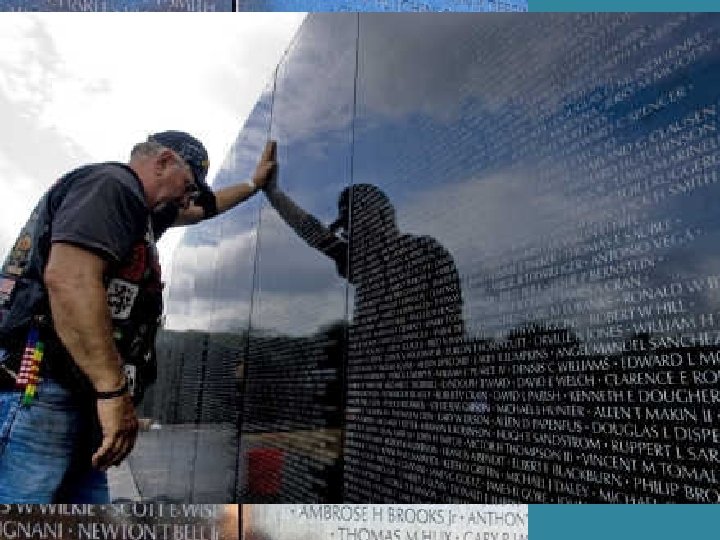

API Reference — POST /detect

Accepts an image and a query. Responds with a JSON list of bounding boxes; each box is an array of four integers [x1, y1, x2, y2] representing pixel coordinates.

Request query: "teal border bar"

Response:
[[530, 505, 720, 540], [530, 0, 720, 10]]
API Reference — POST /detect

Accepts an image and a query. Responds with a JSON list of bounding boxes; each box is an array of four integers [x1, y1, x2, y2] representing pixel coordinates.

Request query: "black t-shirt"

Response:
[[151, 188, 219, 240], [50, 163, 149, 262], [151, 203, 180, 240], [0, 162, 149, 340]]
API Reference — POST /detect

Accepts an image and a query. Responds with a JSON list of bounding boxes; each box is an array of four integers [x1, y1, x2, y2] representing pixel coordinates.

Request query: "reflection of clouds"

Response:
[[359, 15, 537, 121], [166, 208, 345, 335], [166, 284, 344, 337], [166, 12, 720, 345], [274, 13, 712, 154], [166, 297, 250, 332], [165, 230, 254, 331], [256, 210, 343, 293], [252, 288, 346, 337], [397, 168, 633, 338], [272, 14, 634, 142], [168, 161, 650, 339], [252, 209, 346, 335], [214, 90, 274, 191], [269, 14, 357, 145], [651, 234, 720, 316], [397, 168, 571, 259]]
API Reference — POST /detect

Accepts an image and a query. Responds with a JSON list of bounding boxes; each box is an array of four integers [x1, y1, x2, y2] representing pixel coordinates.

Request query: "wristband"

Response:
[[95, 380, 129, 400], [194, 190, 218, 219]]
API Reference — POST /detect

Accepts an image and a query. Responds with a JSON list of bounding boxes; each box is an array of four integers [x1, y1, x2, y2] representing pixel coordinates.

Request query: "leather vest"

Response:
[[0, 168, 162, 403]]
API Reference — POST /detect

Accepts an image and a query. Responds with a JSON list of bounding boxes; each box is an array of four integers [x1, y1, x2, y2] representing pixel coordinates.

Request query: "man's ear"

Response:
[[155, 149, 176, 174]]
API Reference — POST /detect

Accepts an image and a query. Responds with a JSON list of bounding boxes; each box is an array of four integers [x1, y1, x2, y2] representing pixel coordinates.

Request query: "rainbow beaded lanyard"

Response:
[[15, 327, 43, 406]]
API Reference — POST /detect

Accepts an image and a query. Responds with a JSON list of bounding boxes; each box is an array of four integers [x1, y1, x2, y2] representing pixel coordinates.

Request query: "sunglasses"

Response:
[[173, 154, 199, 196]]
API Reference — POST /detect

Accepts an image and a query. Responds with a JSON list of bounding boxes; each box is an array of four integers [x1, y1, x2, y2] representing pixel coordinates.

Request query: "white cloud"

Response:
[[0, 13, 306, 271], [397, 166, 620, 337], [164, 206, 347, 335]]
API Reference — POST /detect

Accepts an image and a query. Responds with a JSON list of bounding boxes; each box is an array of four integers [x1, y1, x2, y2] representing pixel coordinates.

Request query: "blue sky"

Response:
[[0, 13, 305, 277], [166, 13, 720, 343]]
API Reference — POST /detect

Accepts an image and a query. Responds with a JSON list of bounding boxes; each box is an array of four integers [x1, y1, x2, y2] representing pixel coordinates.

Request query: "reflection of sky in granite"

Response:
[[245, 14, 356, 336], [167, 13, 720, 344], [236, 0, 527, 11], [163, 92, 269, 329], [0, 0, 231, 10]]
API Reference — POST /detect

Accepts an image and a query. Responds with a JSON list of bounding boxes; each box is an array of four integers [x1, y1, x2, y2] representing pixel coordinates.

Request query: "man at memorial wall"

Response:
[[263, 174, 466, 492], [264, 180, 463, 333], [0, 133, 276, 503]]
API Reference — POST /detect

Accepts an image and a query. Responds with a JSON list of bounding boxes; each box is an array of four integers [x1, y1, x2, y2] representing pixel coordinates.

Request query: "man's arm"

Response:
[[172, 141, 278, 226], [263, 168, 347, 273], [44, 242, 138, 470], [264, 183, 335, 250], [172, 183, 257, 226]]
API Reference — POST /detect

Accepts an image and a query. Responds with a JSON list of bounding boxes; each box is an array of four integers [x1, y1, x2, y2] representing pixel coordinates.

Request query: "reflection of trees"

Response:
[[143, 325, 344, 503], [144, 313, 720, 503], [238, 321, 345, 503], [141, 329, 242, 424], [243, 321, 344, 431], [144, 324, 344, 429]]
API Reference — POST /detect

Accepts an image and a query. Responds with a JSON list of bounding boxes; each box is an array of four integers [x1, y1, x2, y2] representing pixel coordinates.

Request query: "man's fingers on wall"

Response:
[[92, 438, 114, 470], [264, 140, 276, 161]]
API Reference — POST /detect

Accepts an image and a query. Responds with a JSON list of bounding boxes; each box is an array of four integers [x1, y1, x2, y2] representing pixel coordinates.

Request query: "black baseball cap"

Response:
[[148, 130, 210, 191]]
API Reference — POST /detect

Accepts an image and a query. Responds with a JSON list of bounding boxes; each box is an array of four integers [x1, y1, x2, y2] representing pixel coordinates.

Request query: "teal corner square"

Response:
[[530, 0, 720, 10]]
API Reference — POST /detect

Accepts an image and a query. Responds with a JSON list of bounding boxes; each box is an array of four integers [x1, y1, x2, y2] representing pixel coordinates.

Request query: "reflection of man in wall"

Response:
[[0, 134, 275, 503], [264, 173, 465, 500]]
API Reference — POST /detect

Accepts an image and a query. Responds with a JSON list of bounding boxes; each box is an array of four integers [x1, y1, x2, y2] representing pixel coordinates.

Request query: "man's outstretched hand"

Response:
[[92, 392, 138, 470], [252, 140, 277, 190]]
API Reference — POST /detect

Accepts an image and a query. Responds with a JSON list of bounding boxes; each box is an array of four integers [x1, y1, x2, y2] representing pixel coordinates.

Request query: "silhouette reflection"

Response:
[[265, 180, 465, 501], [141, 14, 720, 502]]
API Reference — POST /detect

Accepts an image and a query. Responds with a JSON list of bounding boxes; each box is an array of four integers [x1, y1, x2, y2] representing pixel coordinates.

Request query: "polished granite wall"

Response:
[[236, 0, 527, 11], [138, 13, 720, 503], [0, 0, 526, 11], [0, 0, 230, 10]]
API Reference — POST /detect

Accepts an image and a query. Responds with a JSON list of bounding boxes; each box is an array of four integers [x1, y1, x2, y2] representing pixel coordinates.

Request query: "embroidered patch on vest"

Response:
[[107, 279, 140, 320]]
